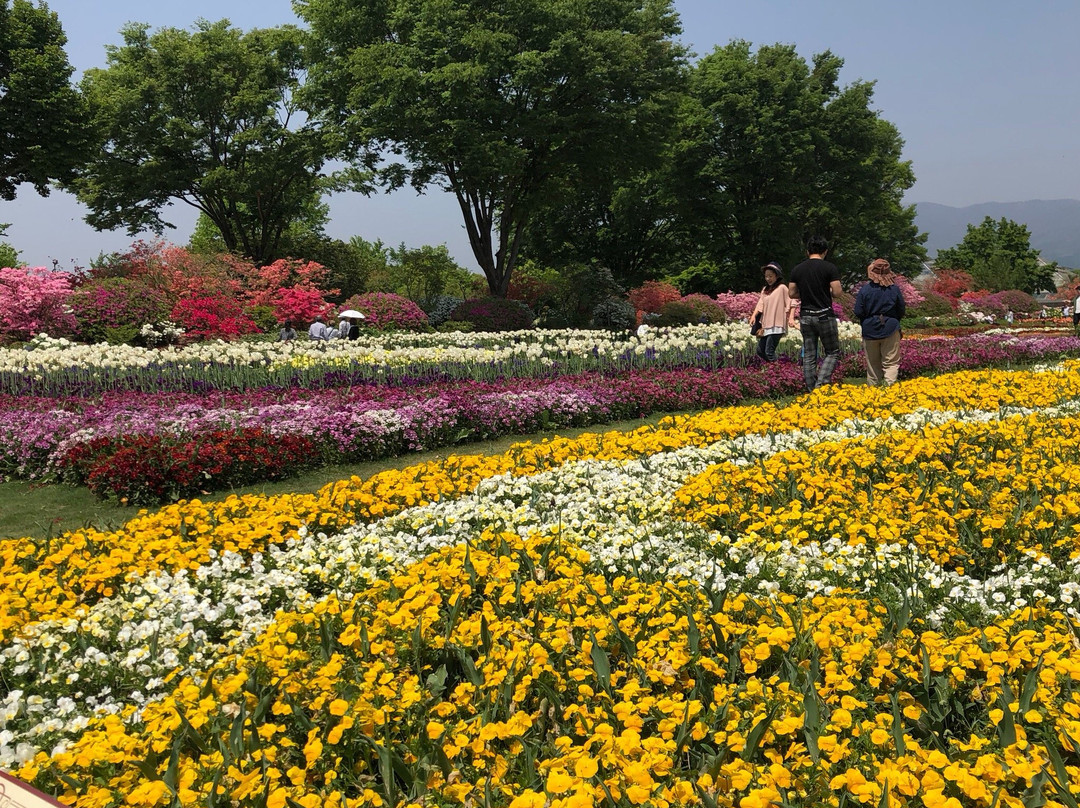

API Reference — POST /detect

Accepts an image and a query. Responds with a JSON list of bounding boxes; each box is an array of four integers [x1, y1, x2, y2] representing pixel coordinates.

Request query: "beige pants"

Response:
[[863, 330, 901, 386]]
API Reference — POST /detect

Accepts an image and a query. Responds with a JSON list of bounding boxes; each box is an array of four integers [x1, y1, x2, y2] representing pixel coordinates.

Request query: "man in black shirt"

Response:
[[788, 236, 844, 391]]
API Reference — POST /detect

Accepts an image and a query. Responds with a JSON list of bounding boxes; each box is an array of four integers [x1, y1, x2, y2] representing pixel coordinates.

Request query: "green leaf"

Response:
[[741, 706, 777, 762], [590, 630, 612, 696]]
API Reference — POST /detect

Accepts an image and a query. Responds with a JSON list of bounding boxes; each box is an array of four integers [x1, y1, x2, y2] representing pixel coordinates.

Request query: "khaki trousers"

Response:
[[863, 330, 901, 386]]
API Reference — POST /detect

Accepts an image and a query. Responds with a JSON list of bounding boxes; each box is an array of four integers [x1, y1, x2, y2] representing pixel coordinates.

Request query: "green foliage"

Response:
[[71, 20, 347, 264], [676, 42, 926, 290], [522, 107, 692, 288], [0, 0, 89, 200], [299, 0, 687, 296], [373, 244, 473, 304], [526, 262, 625, 328], [186, 213, 228, 256], [247, 304, 278, 333], [0, 223, 18, 267], [905, 290, 956, 319], [589, 297, 636, 332], [101, 324, 140, 345], [936, 217, 1056, 295]]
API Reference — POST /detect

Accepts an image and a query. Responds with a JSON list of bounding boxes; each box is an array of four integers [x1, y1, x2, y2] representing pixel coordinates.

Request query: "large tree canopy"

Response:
[[0, 0, 87, 200], [674, 42, 925, 290], [298, 0, 687, 297], [70, 20, 341, 264], [936, 216, 1055, 295]]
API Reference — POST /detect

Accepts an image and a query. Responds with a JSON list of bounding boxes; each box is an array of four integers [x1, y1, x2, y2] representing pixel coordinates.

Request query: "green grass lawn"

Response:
[[0, 411, 682, 541]]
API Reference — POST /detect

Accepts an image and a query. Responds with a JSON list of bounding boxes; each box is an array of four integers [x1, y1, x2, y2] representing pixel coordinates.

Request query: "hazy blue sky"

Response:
[[4, 0, 1078, 269]]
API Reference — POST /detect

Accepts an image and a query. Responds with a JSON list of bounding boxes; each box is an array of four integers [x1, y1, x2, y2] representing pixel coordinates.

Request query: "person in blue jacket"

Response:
[[853, 258, 906, 386]]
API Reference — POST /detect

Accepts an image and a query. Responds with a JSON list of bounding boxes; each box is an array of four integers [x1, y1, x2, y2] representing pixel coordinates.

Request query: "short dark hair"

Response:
[[806, 236, 829, 255]]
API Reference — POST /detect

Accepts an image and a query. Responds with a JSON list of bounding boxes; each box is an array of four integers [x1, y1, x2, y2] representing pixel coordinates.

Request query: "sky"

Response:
[[3, 0, 1079, 270]]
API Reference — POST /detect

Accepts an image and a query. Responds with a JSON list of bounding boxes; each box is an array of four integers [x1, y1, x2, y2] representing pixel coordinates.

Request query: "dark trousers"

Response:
[[756, 333, 782, 361], [799, 313, 841, 390]]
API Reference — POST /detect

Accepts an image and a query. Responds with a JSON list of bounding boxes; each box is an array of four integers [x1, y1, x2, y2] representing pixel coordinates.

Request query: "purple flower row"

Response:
[[1, 333, 1077, 483]]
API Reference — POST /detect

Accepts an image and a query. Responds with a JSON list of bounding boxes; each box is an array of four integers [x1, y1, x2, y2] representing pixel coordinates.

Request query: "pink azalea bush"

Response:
[[0, 266, 77, 342], [714, 291, 761, 321], [987, 289, 1039, 315], [959, 291, 1006, 318], [342, 292, 429, 331]]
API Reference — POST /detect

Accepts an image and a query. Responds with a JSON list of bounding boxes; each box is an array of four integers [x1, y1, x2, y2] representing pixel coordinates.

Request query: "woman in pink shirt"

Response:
[[749, 262, 797, 361]]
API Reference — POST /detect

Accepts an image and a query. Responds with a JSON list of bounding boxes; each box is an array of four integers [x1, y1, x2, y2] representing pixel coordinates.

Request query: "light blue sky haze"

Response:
[[3, 0, 1078, 269]]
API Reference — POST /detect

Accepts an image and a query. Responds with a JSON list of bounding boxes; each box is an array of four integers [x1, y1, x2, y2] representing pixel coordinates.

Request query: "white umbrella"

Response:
[[339, 309, 366, 319]]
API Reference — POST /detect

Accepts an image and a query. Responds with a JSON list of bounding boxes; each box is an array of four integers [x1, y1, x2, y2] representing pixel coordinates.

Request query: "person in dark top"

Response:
[[853, 258, 906, 386], [788, 236, 844, 391]]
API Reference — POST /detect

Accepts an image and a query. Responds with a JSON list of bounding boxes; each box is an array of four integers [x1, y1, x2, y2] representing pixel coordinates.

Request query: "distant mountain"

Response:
[[914, 199, 1080, 269]]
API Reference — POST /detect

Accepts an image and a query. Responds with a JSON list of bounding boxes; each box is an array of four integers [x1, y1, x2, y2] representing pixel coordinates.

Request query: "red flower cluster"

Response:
[[628, 280, 682, 315], [58, 429, 318, 505]]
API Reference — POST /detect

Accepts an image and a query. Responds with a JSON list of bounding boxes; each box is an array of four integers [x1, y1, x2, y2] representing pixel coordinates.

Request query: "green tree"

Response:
[[936, 216, 1055, 295], [674, 42, 925, 290], [0, 223, 18, 266], [0, 0, 88, 199], [299, 0, 686, 297], [521, 149, 691, 288], [70, 20, 345, 264], [386, 244, 473, 304]]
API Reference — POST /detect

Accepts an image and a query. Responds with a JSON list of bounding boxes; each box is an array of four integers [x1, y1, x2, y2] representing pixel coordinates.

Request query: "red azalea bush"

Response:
[[450, 297, 534, 332], [242, 258, 337, 326], [507, 273, 558, 312], [170, 295, 260, 341], [271, 286, 335, 326], [59, 429, 319, 504], [342, 292, 430, 332], [0, 266, 77, 342], [71, 276, 173, 343], [88, 241, 250, 298], [628, 280, 681, 316], [930, 269, 975, 300]]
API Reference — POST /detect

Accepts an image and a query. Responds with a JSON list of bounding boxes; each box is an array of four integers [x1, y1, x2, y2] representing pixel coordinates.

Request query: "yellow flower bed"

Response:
[[21, 532, 1080, 808], [673, 412, 1080, 575], [5, 363, 1080, 642]]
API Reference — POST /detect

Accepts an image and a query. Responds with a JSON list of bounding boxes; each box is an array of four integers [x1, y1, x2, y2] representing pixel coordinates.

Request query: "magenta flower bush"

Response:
[[450, 297, 533, 332], [70, 276, 173, 344], [714, 291, 761, 321], [0, 266, 77, 342], [987, 289, 1039, 314], [342, 292, 430, 331]]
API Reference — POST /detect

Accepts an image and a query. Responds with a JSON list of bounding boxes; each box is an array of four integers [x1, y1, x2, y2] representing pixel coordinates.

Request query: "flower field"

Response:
[[4, 326, 1080, 503], [4, 359, 1080, 807]]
